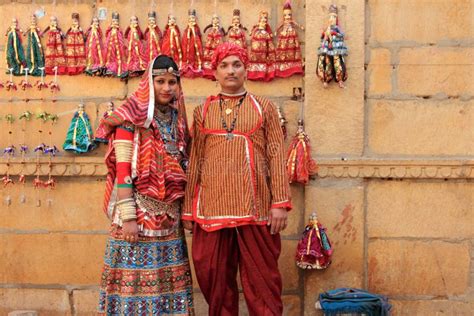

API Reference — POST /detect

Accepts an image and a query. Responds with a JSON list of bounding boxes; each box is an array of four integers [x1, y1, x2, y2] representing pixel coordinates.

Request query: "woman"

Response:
[[95, 55, 194, 315]]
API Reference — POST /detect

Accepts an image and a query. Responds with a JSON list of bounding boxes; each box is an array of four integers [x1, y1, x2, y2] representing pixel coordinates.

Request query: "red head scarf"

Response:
[[211, 42, 249, 70]]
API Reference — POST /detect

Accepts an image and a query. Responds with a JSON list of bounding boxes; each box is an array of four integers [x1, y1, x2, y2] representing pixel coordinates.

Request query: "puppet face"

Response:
[[188, 15, 196, 25], [92, 17, 99, 27], [78, 104, 85, 112], [148, 17, 156, 25], [212, 15, 219, 26], [168, 15, 176, 26], [130, 16, 138, 27], [72, 18, 79, 27], [30, 15, 37, 25], [232, 16, 240, 27], [12, 18, 18, 28], [329, 13, 337, 26], [283, 9, 292, 22], [50, 16, 58, 27]]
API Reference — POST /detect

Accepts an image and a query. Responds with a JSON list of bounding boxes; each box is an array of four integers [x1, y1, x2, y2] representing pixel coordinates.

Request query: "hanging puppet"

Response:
[[42, 16, 67, 75], [5, 18, 26, 76], [202, 14, 225, 79], [162, 14, 183, 69], [296, 213, 333, 269], [227, 9, 247, 49], [24, 14, 44, 77], [316, 5, 348, 88], [65, 13, 86, 75], [248, 11, 275, 81], [144, 11, 162, 66], [18, 110, 33, 203], [63, 103, 96, 153], [275, 0, 304, 78], [104, 12, 127, 78], [124, 15, 146, 78], [181, 9, 203, 78], [84, 17, 105, 76], [286, 119, 318, 184]]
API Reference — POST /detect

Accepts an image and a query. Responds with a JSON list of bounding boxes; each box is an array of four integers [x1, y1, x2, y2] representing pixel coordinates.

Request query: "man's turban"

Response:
[[211, 42, 249, 70]]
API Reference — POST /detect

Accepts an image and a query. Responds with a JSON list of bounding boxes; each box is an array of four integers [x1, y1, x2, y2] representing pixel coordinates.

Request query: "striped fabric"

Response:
[[95, 58, 189, 236], [183, 93, 292, 231]]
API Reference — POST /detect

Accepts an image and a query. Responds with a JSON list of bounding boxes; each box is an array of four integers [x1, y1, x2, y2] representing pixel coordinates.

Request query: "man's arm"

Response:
[[263, 100, 292, 234]]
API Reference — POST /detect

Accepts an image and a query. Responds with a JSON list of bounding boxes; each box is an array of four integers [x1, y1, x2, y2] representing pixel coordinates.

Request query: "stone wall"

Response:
[[0, 0, 472, 315]]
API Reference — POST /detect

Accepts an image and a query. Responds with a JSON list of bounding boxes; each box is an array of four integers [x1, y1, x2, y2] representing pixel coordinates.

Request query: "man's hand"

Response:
[[267, 208, 288, 235], [122, 220, 139, 243], [182, 220, 194, 231]]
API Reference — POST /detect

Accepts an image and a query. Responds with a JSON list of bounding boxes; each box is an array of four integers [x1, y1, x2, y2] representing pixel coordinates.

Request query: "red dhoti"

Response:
[[192, 224, 283, 316]]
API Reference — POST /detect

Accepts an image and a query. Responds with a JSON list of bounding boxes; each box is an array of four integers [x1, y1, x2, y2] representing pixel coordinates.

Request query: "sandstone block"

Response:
[[72, 290, 99, 316], [368, 0, 473, 44], [0, 234, 107, 285], [0, 178, 108, 232], [368, 48, 392, 95], [391, 300, 474, 316], [0, 288, 70, 316], [368, 181, 474, 238], [398, 48, 474, 96], [368, 99, 474, 155], [368, 240, 470, 296]]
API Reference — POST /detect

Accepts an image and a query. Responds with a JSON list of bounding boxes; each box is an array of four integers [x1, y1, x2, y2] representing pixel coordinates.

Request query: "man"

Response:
[[183, 42, 291, 316]]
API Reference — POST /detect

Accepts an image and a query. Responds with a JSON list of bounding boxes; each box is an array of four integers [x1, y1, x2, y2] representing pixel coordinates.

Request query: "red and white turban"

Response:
[[211, 42, 249, 70]]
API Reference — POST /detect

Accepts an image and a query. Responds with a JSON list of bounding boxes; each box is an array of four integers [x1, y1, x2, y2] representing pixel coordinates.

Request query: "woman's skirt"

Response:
[[98, 226, 194, 315]]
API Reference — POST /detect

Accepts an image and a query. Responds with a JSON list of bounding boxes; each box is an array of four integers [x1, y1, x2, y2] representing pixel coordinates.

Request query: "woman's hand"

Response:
[[182, 220, 194, 231], [122, 220, 139, 243]]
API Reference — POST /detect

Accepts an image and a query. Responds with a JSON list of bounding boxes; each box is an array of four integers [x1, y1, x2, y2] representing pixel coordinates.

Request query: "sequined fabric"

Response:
[[98, 226, 194, 315]]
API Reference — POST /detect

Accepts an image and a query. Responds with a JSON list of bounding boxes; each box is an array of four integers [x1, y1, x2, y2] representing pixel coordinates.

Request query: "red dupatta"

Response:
[[96, 56, 189, 218]]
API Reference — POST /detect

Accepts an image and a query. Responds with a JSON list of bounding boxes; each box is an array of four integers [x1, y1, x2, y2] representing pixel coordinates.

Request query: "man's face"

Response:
[[214, 55, 246, 93]]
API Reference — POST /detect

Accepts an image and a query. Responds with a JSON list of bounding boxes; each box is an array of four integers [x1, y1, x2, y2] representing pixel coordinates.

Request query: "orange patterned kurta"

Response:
[[183, 93, 292, 231]]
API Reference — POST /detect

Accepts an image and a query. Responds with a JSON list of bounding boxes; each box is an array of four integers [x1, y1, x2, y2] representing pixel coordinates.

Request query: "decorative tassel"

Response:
[[286, 119, 317, 184], [296, 212, 332, 269], [19, 68, 32, 90], [6, 69, 17, 91]]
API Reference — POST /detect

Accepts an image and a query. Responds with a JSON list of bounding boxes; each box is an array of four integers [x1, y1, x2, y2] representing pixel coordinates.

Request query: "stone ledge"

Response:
[[0, 157, 472, 178]]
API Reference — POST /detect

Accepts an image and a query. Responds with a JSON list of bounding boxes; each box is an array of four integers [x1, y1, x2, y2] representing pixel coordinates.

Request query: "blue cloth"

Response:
[[319, 288, 391, 316]]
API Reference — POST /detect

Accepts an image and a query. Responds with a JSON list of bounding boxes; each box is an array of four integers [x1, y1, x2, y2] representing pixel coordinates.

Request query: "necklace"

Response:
[[154, 109, 179, 155], [218, 92, 247, 140]]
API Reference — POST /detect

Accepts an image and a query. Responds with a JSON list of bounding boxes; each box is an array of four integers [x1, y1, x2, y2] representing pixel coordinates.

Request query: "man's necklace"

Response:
[[219, 92, 247, 141]]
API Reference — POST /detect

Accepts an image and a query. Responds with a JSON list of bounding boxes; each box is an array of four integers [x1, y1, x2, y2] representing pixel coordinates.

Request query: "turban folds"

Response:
[[211, 42, 249, 70]]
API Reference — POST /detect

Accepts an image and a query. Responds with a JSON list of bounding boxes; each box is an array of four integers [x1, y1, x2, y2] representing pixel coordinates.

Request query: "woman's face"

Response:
[[153, 73, 179, 105]]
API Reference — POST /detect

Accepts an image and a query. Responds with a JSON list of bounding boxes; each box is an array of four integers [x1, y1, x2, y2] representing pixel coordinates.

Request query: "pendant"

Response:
[[225, 108, 233, 115], [226, 133, 234, 140]]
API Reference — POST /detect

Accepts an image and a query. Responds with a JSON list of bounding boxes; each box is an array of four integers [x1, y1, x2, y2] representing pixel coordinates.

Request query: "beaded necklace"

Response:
[[218, 92, 247, 140], [154, 107, 179, 156]]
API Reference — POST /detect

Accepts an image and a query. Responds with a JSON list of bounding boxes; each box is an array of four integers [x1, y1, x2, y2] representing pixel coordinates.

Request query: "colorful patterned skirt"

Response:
[[98, 226, 194, 315]]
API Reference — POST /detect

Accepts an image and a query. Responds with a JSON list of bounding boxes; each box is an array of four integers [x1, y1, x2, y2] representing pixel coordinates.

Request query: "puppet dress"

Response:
[[316, 25, 348, 84], [202, 26, 224, 79], [144, 25, 162, 66], [162, 25, 183, 69], [63, 109, 96, 153], [25, 26, 44, 76], [248, 25, 275, 81], [85, 24, 105, 76], [124, 26, 146, 78], [104, 26, 127, 78], [5, 26, 26, 75], [65, 26, 86, 75], [181, 24, 203, 78], [44, 27, 67, 75], [275, 22, 303, 78]]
